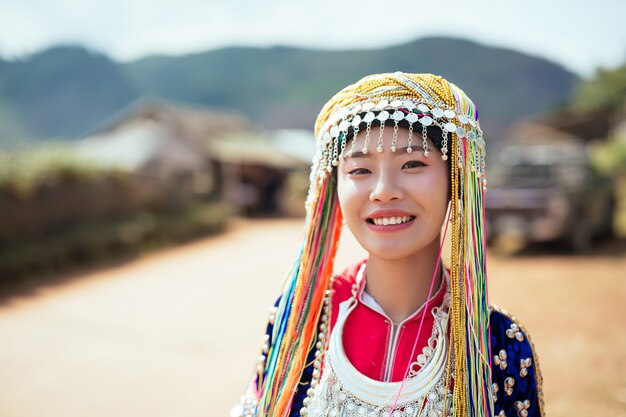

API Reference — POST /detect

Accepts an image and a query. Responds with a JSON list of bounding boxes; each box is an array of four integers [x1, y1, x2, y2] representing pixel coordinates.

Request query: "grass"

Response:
[[0, 144, 118, 197]]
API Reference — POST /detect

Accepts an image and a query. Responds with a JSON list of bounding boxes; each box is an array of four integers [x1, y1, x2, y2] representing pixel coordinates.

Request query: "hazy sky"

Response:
[[0, 0, 625, 76]]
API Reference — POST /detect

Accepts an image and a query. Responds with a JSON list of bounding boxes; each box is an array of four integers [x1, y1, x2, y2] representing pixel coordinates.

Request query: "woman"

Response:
[[233, 72, 543, 417]]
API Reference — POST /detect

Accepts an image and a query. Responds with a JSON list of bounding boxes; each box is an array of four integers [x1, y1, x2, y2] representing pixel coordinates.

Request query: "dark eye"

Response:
[[348, 168, 371, 175], [402, 160, 427, 169]]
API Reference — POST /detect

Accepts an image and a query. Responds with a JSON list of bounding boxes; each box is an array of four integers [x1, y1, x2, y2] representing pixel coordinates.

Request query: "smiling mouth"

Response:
[[367, 216, 416, 226]]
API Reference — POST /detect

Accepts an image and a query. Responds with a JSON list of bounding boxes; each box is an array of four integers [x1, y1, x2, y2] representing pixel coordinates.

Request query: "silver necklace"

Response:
[[305, 266, 453, 417]]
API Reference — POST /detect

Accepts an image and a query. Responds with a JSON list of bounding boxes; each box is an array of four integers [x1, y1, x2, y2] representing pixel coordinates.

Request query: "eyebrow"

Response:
[[343, 145, 425, 160]]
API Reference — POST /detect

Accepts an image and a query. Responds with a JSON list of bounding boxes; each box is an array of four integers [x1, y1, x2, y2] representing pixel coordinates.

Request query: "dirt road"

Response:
[[0, 219, 624, 417]]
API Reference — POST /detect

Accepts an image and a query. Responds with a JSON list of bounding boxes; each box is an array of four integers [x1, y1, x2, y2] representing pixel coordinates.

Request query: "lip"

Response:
[[368, 209, 414, 218], [366, 209, 416, 232]]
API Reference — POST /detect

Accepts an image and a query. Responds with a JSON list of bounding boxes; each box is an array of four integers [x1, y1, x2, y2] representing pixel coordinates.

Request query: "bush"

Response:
[[0, 201, 231, 283], [0, 143, 232, 286], [590, 138, 626, 177], [0, 144, 114, 197]]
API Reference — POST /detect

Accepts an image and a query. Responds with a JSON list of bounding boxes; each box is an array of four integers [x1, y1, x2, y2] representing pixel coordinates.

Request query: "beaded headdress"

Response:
[[258, 72, 491, 417]]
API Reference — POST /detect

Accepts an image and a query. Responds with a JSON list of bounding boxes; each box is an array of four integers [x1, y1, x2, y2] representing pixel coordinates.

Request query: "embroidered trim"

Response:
[[306, 287, 452, 416], [490, 304, 545, 417]]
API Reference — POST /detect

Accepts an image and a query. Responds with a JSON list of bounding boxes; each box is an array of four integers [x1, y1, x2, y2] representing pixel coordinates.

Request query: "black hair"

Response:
[[339, 112, 451, 194], [342, 113, 445, 150]]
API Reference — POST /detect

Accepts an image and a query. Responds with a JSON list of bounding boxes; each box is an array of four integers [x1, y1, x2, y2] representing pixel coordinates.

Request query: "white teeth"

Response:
[[372, 216, 412, 226]]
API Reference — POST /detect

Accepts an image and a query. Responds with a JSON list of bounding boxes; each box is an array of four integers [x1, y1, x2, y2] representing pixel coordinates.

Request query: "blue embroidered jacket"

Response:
[[235, 300, 544, 417]]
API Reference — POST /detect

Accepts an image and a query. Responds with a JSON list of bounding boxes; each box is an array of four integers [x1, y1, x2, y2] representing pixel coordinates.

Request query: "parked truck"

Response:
[[485, 138, 615, 252]]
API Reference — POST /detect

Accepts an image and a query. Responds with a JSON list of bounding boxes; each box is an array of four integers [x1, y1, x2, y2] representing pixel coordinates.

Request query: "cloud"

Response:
[[0, 0, 624, 74]]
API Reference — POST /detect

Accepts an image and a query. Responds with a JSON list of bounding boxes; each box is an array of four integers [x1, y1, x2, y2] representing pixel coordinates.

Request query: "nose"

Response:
[[369, 170, 403, 203]]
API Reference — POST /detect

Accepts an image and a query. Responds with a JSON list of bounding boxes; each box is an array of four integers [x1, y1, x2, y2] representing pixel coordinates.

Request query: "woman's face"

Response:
[[336, 126, 450, 260]]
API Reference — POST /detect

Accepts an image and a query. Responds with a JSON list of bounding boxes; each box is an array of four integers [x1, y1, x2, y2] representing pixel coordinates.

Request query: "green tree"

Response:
[[572, 61, 626, 113]]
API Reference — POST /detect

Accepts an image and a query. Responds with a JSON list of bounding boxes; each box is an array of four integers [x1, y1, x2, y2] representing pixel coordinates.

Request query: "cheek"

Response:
[[432, 167, 451, 222], [429, 159, 450, 198], [336, 174, 357, 214], [416, 165, 450, 215], [336, 173, 349, 211], [336, 174, 369, 231]]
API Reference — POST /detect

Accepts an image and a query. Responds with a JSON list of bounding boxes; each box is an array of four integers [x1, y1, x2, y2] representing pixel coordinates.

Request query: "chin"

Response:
[[359, 243, 425, 261], [355, 232, 441, 261]]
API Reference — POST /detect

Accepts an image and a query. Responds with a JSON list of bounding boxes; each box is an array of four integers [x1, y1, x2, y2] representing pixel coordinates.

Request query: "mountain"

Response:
[[0, 37, 578, 142], [0, 46, 137, 140]]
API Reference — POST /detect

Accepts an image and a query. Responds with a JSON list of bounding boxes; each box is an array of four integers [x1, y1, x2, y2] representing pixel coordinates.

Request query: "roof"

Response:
[[75, 119, 207, 173], [82, 97, 252, 140], [505, 121, 583, 144], [210, 132, 308, 169], [533, 109, 614, 141]]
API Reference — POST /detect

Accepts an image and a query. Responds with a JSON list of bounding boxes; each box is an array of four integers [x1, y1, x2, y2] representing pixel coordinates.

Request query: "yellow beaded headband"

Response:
[[308, 71, 486, 201]]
